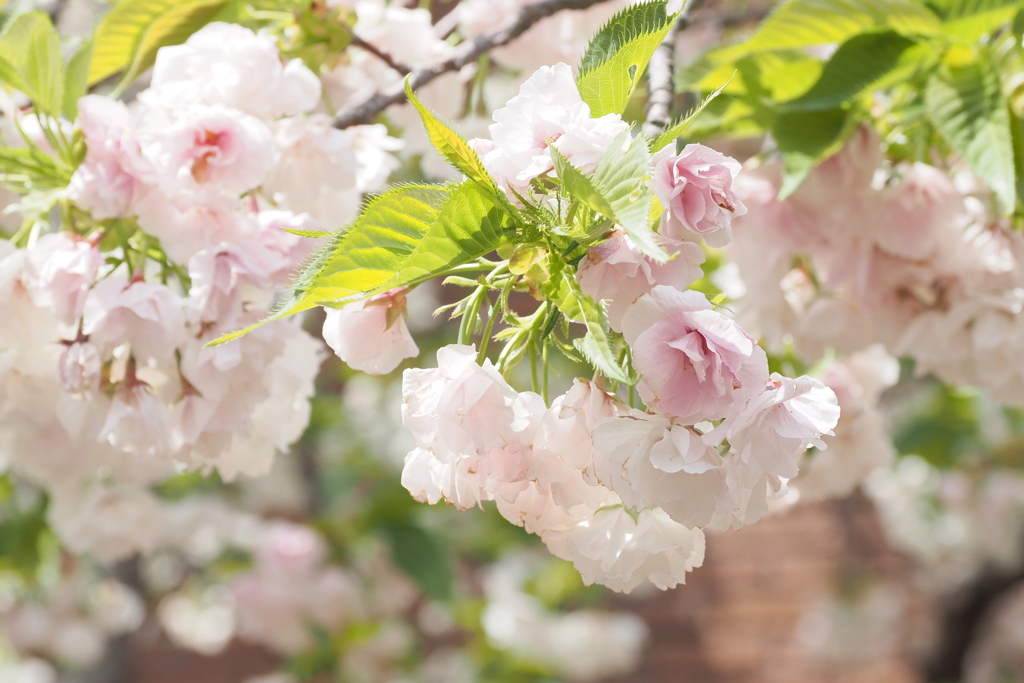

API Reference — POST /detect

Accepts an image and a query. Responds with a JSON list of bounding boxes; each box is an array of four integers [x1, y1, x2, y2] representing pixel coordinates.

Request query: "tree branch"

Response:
[[342, 26, 412, 76], [924, 563, 1024, 682], [643, 0, 702, 138], [642, 22, 682, 137], [332, 0, 620, 129]]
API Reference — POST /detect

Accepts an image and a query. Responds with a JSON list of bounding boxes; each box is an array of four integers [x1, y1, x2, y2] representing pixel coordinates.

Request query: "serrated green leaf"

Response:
[[209, 185, 449, 345], [0, 12, 64, 116], [925, 49, 1015, 212], [772, 107, 850, 198], [404, 78, 498, 195], [89, 0, 228, 87], [386, 182, 513, 288], [651, 77, 732, 152], [62, 39, 93, 120], [552, 132, 663, 262], [297, 185, 452, 305], [783, 31, 925, 111], [577, 0, 676, 117], [211, 182, 515, 345], [714, 0, 940, 63], [542, 267, 632, 384]]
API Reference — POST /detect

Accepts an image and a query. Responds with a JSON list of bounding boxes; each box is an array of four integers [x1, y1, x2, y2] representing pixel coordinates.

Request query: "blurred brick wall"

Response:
[[131, 495, 931, 683], [618, 494, 931, 683]]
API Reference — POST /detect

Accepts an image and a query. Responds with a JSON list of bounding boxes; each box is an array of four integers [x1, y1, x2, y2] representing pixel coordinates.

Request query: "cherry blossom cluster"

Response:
[[0, 21, 402, 563], [728, 126, 1024, 405], [347, 62, 846, 593]]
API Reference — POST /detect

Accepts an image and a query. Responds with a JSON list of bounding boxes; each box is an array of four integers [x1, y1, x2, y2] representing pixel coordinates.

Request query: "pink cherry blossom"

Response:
[[542, 506, 706, 593], [82, 275, 185, 361], [58, 342, 102, 397], [146, 22, 320, 120], [67, 96, 153, 220], [875, 162, 966, 261], [255, 521, 326, 576], [470, 63, 629, 197], [186, 242, 276, 327], [140, 104, 274, 197], [621, 285, 769, 422], [704, 373, 840, 479], [47, 485, 163, 564], [322, 289, 419, 375], [400, 345, 539, 509], [651, 143, 746, 247], [591, 409, 724, 528], [576, 231, 705, 330], [23, 232, 103, 326]]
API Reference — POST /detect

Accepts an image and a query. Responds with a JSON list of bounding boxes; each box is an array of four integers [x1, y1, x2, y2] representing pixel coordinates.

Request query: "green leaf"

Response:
[[925, 49, 1015, 212], [712, 0, 940, 64], [932, 0, 1022, 40], [62, 39, 93, 120], [577, 0, 677, 117], [385, 182, 513, 289], [404, 78, 499, 196], [296, 185, 452, 305], [89, 0, 228, 87], [542, 267, 632, 384], [213, 182, 513, 346], [382, 521, 453, 600], [0, 147, 71, 189], [651, 77, 732, 152], [554, 132, 662, 261], [209, 185, 450, 345], [782, 31, 925, 111], [0, 12, 64, 116], [1010, 110, 1024, 207], [772, 107, 850, 198]]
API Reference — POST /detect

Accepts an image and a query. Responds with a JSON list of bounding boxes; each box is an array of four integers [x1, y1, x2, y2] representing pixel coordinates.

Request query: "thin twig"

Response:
[[332, 0, 619, 129], [342, 26, 413, 75]]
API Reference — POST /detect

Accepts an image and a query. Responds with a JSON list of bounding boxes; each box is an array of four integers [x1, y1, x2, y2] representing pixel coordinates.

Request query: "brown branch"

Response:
[[342, 26, 413, 76], [332, 0, 620, 129], [924, 563, 1024, 682]]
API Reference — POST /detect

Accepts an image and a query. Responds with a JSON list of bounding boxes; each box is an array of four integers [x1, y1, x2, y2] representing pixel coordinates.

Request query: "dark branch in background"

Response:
[[924, 562, 1024, 682], [332, 0, 619, 129], [341, 26, 413, 76]]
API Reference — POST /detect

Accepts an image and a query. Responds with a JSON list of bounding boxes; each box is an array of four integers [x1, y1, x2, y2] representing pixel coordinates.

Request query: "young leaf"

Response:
[[577, 1, 677, 117], [712, 0, 941, 63], [296, 184, 452, 305], [0, 147, 71, 190], [651, 77, 732, 152], [215, 181, 514, 349], [89, 0, 228, 87], [772, 107, 850, 198], [208, 185, 450, 346], [385, 182, 514, 288], [925, 49, 1015, 212], [551, 132, 664, 262], [0, 12, 64, 116], [782, 31, 925, 111], [403, 78, 498, 195], [62, 38, 94, 120], [542, 268, 632, 384]]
